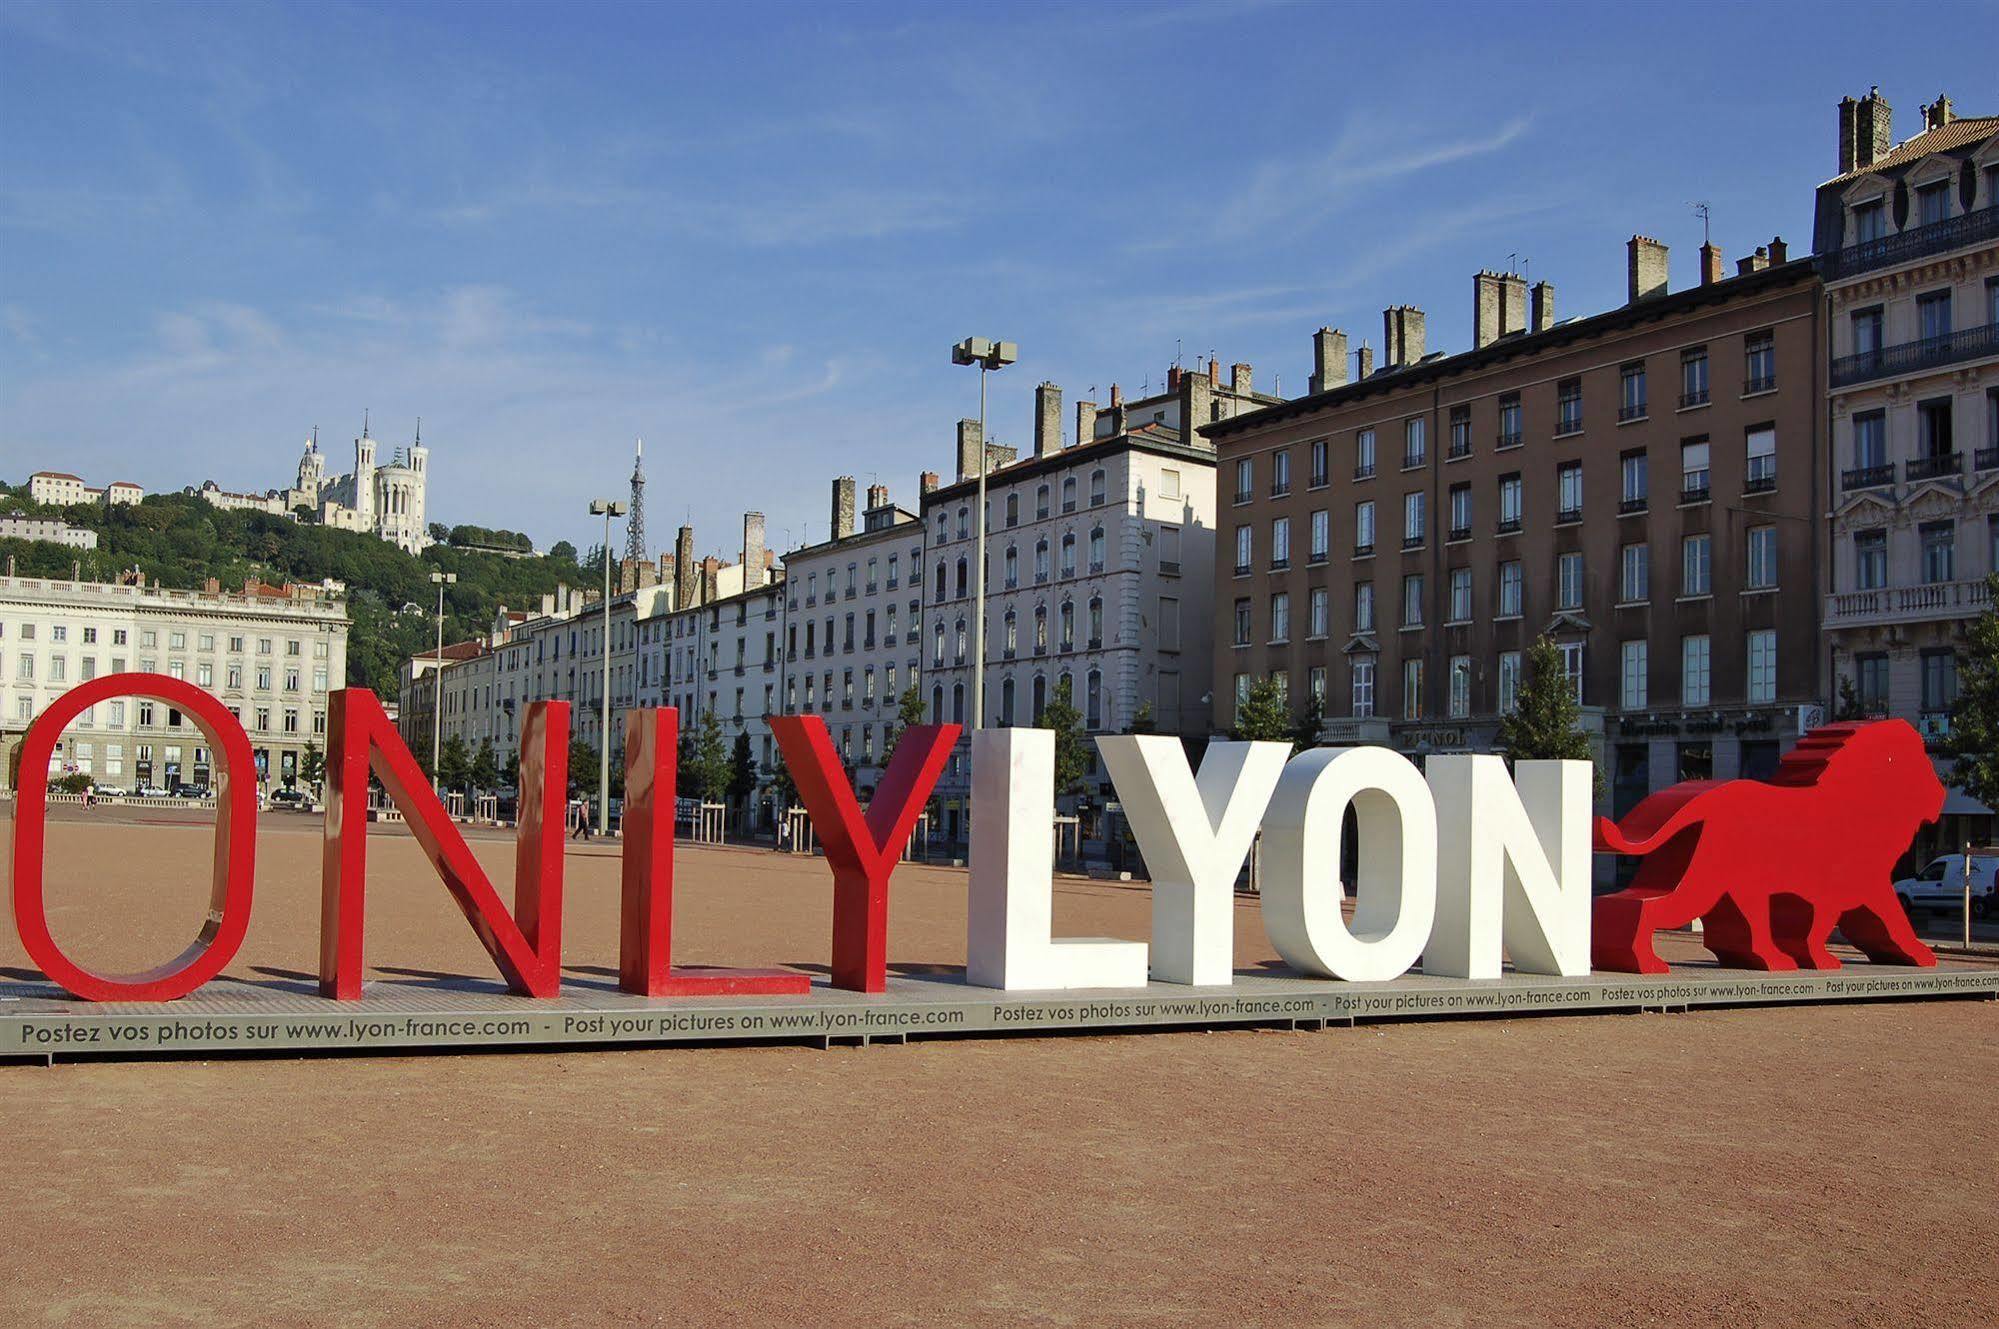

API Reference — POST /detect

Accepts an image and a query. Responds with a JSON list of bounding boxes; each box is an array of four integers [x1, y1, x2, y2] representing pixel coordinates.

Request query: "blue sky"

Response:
[[3, 0, 1995, 560]]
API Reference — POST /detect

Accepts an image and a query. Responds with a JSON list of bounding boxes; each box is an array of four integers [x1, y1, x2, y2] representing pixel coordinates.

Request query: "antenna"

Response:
[[624, 436, 647, 564], [1175, 337, 1183, 368], [362, 407, 369, 438], [415, 416, 421, 445], [1691, 201, 1712, 246]]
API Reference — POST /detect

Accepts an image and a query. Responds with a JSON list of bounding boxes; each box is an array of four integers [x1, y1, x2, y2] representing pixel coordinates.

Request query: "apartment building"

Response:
[[1816, 88, 1998, 844], [1204, 237, 1823, 825], [920, 364, 1265, 843], [776, 477, 925, 795], [0, 571, 348, 790], [23, 472, 144, 507]]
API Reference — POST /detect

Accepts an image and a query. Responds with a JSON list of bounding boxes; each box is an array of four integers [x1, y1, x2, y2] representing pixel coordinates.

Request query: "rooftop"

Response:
[[1822, 114, 1999, 186]]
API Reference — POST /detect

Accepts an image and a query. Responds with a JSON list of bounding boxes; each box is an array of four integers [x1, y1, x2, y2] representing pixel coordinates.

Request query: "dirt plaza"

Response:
[[1, 802, 1994, 1327]]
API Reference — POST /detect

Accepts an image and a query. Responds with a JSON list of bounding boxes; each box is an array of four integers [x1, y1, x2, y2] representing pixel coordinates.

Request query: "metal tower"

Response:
[[624, 437, 647, 564]]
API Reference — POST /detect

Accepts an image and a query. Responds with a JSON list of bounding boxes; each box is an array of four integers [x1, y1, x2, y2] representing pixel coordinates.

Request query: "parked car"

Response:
[[268, 788, 312, 810], [135, 783, 170, 798], [93, 784, 130, 799], [1896, 854, 1999, 920]]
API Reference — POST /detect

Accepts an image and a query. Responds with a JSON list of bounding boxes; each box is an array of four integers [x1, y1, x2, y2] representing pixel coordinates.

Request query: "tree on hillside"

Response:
[[1231, 677, 1293, 744], [1038, 677, 1089, 797], [1943, 574, 1999, 814], [1496, 635, 1598, 787], [547, 540, 579, 565]]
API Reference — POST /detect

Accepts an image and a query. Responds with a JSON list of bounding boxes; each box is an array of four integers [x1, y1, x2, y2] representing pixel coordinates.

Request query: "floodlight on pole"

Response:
[[950, 336, 1018, 737], [428, 570, 456, 793], [588, 497, 628, 835]]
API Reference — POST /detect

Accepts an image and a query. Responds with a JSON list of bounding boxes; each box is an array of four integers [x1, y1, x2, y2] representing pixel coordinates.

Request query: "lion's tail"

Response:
[[1594, 796, 1705, 859]]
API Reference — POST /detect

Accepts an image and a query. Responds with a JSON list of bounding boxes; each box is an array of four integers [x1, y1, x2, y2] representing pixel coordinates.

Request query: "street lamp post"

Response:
[[588, 498, 628, 835], [951, 336, 1017, 731], [428, 570, 456, 794]]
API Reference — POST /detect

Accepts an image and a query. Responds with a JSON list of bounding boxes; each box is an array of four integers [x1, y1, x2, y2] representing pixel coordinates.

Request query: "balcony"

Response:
[[1619, 496, 1648, 515], [1906, 453, 1962, 483], [1555, 507, 1582, 525], [1822, 205, 1999, 281], [1680, 480, 1711, 504], [1842, 463, 1895, 491], [1159, 559, 1180, 576], [1447, 525, 1471, 543], [1233, 489, 1253, 505], [1679, 389, 1709, 409], [1354, 463, 1376, 480], [1270, 556, 1290, 571], [1744, 374, 1777, 394], [1918, 712, 1953, 746], [1496, 431, 1522, 450], [1495, 518, 1522, 536], [1087, 636, 1102, 650], [1269, 481, 1291, 498], [1743, 474, 1777, 495], [1617, 403, 1647, 423], [1307, 550, 1327, 565], [1825, 576, 1993, 631], [1831, 323, 1999, 389], [1354, 541, 1376, 556], [1233, 561, 1252, 576], [1401, 535, 1424, 551], [1978, 447, 1999, 472], [1447, 440, 1472, 461]]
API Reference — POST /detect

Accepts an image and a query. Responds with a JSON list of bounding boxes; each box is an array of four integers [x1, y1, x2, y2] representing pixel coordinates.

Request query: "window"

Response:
[[1310, 510, 1329, 562], [1159, 595, 1181, 651], [1682, 635, 1712, 706], [1402, 658, 1424, 721], [1917, 179, 1951, 226], [1270, 452, 1290, 497], [1234, 525, 1252, 574], [1000, 677, 1016, 726], [1556, 378, 1582, 434], [1851, 306, 1884, 358], [1448, 406, 1471, 459], [1744, 331, 1775, 392], [1854, 529, 1888, 590], [1355, 429, 1376, 478], [1921, 650, 1958, 717], [1355, 501, 1376, 553], [1005, 493, 1018, 527], [1682, 534, 1712, 596], [1403, 491, 1425, 547], [1402, 574, 1424, 627], [1853, 199, 1886, 243], [1853, 410, 1886, 472], [1086, 670, 1103, 729], [1308, 586, 1329, 638], [1003, 610, 1018, 655], [1034, 605, 1048, 651], [1498, 560, 1522, 617], [1308, 440, 1329, 488], [1061, 477, 1077, 512], [1745, 426, 1776, 491], [1917, 289, 1952, 341], [1620, 363, 1647, 420], [1088, 525, 1105, 572], [1448, 656, 1471, 719], [1270, 592, 1291, 643], [1448, 567, 1472, 623], [1090, 469, 1106, 506], [1035, 538, 1050, 582], [1856, 653, 1890, 714], [1497, 394, 1522, 447], [1747, 630, 1777, 704], [1681, 439, 1710, 499], [1403, 417, 1426, 468], [1918, 397, 1954, 462], [1556, 461, 1583, 522], [1498, 651, 1522, 713], [1161, 468, 1181, 500], [1680, 347, 1709, 407], [1087, 596, 1102, 647], [1621, 452, 1648, 510], [1557, 552, 1584, 609], [1058, 602, 1074, 649], [1558, 642, 1584, 704], [1234, 598, 1252, 647], [1497, 473, 1522, 532], [1920, 521, 1954, 584], [1270, 516, 1291, 569], [1448, 483, 1472, 540], [1308, 666, 1326, 706], [1004, 545, 1018, 588], [1620, 640, 1648, 709], [1234, 458, 1253, 504], [1351, 656, 1375, 718], [1354, 582, 1375, 633], [1746, 526, 1778, 590], [1620, 542, 1649, 603]]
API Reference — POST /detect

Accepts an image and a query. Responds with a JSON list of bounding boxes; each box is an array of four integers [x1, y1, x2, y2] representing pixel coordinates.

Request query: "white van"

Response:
[[1895, 854, 1999, 920]]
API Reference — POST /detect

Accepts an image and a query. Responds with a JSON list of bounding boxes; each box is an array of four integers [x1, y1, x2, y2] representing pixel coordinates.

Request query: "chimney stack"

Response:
[[1035, 381, 1063, 459], [1109, 383, 1123, 408], [955, 419, 984, 481], [1837, 94, 1860, 174], [1924, 94, 1955, 131], [1499, 273, 1527, 337], [1530, 281, 1555, 332], [700, 556, 720, 605], [1767, 235, 1788, 264], [919, 470, 940, 497], [1075, 399, 1097, 446], [1854, 87, 1891, 170], [1230, 362, 1253, 395], [674, 524, 696, 608], [1310, 327, 1348, 393], [1382, 306, 1426, 366], [1355, 344, 1375, 380], [1207, 358, 1219, 385], [1627, 235, 1669, 303], [1473, 272, 1504, 349], [1736, 246, 1770, 276], [866, 482, 890, 511], [1700, 242, 1724, 286], [831, 476, 857, 540], [742, 512, 766, 589]]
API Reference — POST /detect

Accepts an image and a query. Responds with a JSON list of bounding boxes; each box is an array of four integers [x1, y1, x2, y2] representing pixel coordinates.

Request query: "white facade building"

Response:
[[775, 479, 925, 795], [25, 472, 143, 507], [191, 421, 432, 553], [0, 572, 348, 790], [0, 515, 98, 550]]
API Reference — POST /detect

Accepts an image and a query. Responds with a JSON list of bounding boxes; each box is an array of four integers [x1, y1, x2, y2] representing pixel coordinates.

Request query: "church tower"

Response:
[[354, 410, 377, 524]]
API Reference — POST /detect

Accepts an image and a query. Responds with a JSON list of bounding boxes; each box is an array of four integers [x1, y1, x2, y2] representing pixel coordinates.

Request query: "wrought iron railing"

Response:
[[1822, 206, 1999, 281], [1906, 453, 1962, 483], [1831, 323, 1999, 389], [1842, 463, 1894, 491]]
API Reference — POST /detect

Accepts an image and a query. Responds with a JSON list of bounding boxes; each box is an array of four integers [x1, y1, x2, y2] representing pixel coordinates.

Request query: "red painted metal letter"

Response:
[[319, 688, 568, 999], [770, 714, 958, 992], [620, 707, 810, 996], [11, 673, 257, 1001]]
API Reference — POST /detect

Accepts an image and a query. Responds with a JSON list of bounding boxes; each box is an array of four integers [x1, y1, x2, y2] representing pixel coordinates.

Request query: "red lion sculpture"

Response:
[[1592, 720, 1943, 973]]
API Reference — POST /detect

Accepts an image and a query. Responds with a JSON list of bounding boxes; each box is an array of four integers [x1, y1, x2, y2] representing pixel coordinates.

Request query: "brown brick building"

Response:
[[1201, 239, 1824, 823]]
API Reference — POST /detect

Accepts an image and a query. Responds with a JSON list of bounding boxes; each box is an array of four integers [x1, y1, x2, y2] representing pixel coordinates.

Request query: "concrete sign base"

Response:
[[4, 962, 1994, 1063]]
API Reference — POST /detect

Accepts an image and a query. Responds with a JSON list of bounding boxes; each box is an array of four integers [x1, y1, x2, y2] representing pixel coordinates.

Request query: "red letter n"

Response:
[[620, 707, 809, 996], [769, 715, 958, 993], [319, 688, 567, 1000]]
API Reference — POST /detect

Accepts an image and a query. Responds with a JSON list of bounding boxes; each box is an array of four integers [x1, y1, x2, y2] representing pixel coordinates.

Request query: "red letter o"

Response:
[[11, 673, 258, 1001]]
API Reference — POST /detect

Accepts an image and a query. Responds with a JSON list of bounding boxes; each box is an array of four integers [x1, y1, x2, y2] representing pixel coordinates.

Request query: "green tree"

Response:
[[1291, 689, 1325, 752], [437, 734, 471, 793], [687, 712, 731, 803], [728, 731, 758, 807], [1038, 677, 1090, 797], [299, 739, 324, 793], [1833, 673, 1864, 721], [1495, 635, 1598, 787], [468, 739, 500, 794], [568, 738, 599, 795], [1127, 699, 1155, 734], [1230, 677, 1293, 743], [763, 756, 798, 811], [883, 681, 928, 760], [547, 540, 579, 565], [1943, 574, 1999, 813]]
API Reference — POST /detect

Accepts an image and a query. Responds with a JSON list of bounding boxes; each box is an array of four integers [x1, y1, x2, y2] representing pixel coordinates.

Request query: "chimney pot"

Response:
[[1382, 306, 1426, 366], [1355, 344, 1375, 380], [1854, 87, 1892, 169], [742, 511, 766, 589], [1530, 281, 1555, 332], [1310, 327, 1348, 393], [1075, 399, 1097, 446], [1034, 381, 1063, 459], [1230, 362, 1252, 394], [955, 418, 985, 481], [1627, 235, 1669, 302], [1207, 358, 1219, 385], [919, 470, 940, 497], [1767, 235, 1788, 264], [1109, 383, 1123, 408], [1473, 272, 1503, 349], [1700, 242, 1724, 286], [831, 476, 857, 540]]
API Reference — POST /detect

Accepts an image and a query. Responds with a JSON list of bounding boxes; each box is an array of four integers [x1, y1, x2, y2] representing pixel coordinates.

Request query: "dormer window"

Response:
[[1853, 199, 1886, 244], [1916, 179, 1951, 227]]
